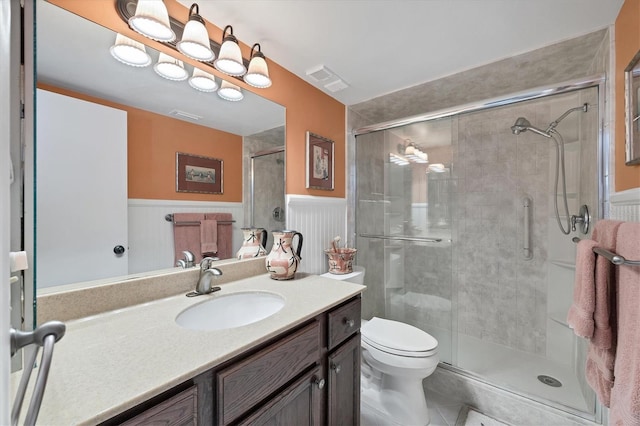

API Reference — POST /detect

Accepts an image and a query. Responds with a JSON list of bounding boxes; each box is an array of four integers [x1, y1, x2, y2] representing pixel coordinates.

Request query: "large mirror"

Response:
[[32, 1, 285, 292], [625, 49, 640, 165]]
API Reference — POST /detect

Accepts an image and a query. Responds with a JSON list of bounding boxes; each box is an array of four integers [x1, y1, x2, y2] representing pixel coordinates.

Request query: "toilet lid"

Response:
[[361, 317, 438, 356]]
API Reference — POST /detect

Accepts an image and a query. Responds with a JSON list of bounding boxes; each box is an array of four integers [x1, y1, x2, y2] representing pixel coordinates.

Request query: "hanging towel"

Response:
[[200, 219, 218, 256], [609, 222, 640, 426], [172, 213, 205, 264], [205, 213, 233, 259], [590, 220, 624, 348], [567, 238, 599, 338], [568, 219, 623, 408]]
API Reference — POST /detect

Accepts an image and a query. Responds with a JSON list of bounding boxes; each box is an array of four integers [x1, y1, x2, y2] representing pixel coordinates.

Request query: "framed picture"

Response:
[[306, 132, 334, 190], [176, 152, 223, 194]]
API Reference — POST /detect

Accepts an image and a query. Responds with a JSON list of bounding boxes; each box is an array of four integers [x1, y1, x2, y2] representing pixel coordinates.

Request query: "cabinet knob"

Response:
[[331, 362, 341, 374], [113, 245, 125, 255], [314, 378, 325, 389], [343, 318, 355, 328]]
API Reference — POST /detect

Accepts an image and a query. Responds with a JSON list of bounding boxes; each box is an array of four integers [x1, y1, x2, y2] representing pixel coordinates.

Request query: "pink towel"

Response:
[[567, 239, 599, 338], [568, 220, 623, 408], [204, 213, 233, 259], [610, 222, 640, 426], [172, 213, 205, 264], [590, 220, 624, 348], [200, 220, 218, 255]]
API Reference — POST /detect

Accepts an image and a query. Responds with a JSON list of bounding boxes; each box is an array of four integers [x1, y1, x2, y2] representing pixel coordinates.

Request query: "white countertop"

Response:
[[16, 273, 364, 425]]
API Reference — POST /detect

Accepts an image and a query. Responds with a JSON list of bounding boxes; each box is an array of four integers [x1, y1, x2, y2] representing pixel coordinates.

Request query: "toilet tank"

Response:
[[320, 266, 365, 284]]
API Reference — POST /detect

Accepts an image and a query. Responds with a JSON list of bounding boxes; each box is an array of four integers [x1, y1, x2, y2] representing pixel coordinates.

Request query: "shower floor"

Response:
[[457, 334, 592, 413]]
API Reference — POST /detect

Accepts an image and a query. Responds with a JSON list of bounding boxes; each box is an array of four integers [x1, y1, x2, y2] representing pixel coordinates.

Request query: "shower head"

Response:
[[510, 117, 551, 138]]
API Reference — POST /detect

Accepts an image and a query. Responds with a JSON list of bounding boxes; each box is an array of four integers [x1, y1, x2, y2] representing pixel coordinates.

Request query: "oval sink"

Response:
[[175, 292, 285, 331]]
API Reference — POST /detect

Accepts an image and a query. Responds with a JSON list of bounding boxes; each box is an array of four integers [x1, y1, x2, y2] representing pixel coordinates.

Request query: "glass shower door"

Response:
[[355, 117, 455, 364]]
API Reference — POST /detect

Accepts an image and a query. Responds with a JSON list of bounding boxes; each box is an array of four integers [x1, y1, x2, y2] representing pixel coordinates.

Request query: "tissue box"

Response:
[[325, 248, 357, 274]]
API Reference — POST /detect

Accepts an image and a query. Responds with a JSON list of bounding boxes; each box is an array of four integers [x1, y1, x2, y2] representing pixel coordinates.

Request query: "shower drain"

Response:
[[537, 375, 562, 387]]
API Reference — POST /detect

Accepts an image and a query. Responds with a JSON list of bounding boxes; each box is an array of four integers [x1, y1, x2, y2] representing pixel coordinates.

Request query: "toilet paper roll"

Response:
[[9, 251, 28, 272]]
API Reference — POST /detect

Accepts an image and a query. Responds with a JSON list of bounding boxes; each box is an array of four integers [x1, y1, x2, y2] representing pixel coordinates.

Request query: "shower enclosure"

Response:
[[250, 147, 285, 250], [354, 82, 602, 417]]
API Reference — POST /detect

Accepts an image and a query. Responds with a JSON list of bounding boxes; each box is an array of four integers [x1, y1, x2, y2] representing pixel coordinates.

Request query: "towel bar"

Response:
[[592, 247, 640, 267], [573, 238, 640, 266], [165, 214, 235, 225]]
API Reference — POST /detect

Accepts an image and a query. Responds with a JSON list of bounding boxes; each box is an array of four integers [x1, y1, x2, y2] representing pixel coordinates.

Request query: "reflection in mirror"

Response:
[[33, 2, 285, 292], [625, 50, 640, 165]]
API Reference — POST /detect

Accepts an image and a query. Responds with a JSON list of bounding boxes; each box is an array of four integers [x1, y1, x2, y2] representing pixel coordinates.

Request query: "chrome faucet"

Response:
[[187, 257, 223, 297], [176, 250, 196, 268]]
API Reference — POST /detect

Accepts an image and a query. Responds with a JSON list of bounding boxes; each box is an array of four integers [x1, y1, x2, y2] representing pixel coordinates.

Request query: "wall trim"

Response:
[[609, 188, 640, 206], [286, 194, 347, 205], [128, 199, 243, 208]]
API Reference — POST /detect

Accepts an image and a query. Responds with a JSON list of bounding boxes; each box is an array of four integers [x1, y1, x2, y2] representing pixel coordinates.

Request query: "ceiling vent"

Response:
[[306, 65, 334, 82], [325, 79, 349, 93], [169, 109, 202, 121]]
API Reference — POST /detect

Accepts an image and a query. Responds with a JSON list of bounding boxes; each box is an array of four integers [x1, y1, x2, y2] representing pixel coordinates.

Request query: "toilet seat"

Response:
[[361, 317, 438, 358]]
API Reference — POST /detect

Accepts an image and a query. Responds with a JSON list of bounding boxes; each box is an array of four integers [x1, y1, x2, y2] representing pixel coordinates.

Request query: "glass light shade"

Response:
[[217, 80, 243, 101], [244, 55, 272, 88], [214, 39, 247, 76], [189, 68, 218, 92], [428, 163, 446, 173], [177, 19, 214, 61], [154, 53, 188, 81], [110, 34, 151, 67], [128, 0, 175, 42]]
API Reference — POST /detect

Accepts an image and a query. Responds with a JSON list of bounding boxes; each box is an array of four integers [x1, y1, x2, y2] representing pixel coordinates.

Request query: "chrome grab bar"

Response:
[[358, 233, 443, 243], [10, 321, 66, 426], [523, 197, 532, 260]]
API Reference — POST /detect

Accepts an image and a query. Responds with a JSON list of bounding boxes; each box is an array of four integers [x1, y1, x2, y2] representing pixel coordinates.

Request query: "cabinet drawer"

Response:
[[328, 297, 361, 350], [120, 386, 197, 426], [217, 320, 321, 425]]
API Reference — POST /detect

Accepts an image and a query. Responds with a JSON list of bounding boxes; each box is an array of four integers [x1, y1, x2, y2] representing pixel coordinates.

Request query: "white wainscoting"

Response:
[[286, 195, 348, 274], [609, 188, 640, 222], [128, 199, 244, 274]]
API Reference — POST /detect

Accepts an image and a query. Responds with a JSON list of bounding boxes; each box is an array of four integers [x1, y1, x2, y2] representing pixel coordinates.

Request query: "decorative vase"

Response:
[[265, 230, 303, 280], [236, 228, 268, 260], [325, 248, 357, 274]]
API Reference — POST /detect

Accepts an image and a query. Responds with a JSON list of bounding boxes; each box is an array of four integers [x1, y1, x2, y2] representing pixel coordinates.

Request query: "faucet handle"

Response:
[[176, 259, 187, 268], [200, 256, 219, 270]]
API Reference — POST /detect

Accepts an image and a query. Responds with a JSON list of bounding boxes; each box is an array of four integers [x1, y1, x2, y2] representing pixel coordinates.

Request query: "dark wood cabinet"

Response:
[[328, 335, 361, 426], [238, 366, 324, 426], [108, 296, 361, 426]]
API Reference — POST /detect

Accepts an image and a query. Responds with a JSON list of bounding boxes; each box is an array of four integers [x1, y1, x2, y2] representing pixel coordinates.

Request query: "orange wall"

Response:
[[48, 0, 346, 198], [39, 83, 243, 202], [615, 0, 640, 191]]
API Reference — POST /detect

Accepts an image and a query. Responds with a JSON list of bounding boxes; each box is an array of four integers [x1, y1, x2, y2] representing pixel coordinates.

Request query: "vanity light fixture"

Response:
[[110, 33, 152, 67], [403, 141, 428, 164], [189, 68, 218, 92], [128, 0, 176, 42], [214, 25, 247, 76], [428, 163, 447, 173], [389, 153, 409, 166], [176, 3, 214, 61], [244, 43, 272, 88], [217, 80, 244, 101], [154, 52, 188, 81]]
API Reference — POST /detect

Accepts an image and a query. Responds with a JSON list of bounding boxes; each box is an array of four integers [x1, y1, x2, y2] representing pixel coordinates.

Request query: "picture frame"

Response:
[[306, 132, 334, 190], [176, 152, 223, 194], [624, 49, 640, 165]]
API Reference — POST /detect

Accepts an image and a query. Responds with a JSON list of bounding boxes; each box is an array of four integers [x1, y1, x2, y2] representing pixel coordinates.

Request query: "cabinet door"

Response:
[[238, 366, 324, 426], [328, 334, 361, 426]]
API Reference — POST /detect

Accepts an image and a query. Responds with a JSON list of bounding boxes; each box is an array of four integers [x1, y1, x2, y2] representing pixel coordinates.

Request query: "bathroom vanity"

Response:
[[23, 271, 364, 425], [108, 296, 361, 425]]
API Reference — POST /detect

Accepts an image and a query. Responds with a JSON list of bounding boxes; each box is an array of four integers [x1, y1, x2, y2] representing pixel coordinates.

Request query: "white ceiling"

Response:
[[184, 0, 625, 106]]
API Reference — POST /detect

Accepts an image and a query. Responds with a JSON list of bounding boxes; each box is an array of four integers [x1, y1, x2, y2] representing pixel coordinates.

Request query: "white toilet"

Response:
[[320, 266, 439, 426]]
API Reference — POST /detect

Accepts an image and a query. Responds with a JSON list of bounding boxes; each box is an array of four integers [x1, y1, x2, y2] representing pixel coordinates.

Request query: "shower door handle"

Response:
[[523, 197, 532, 260]]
